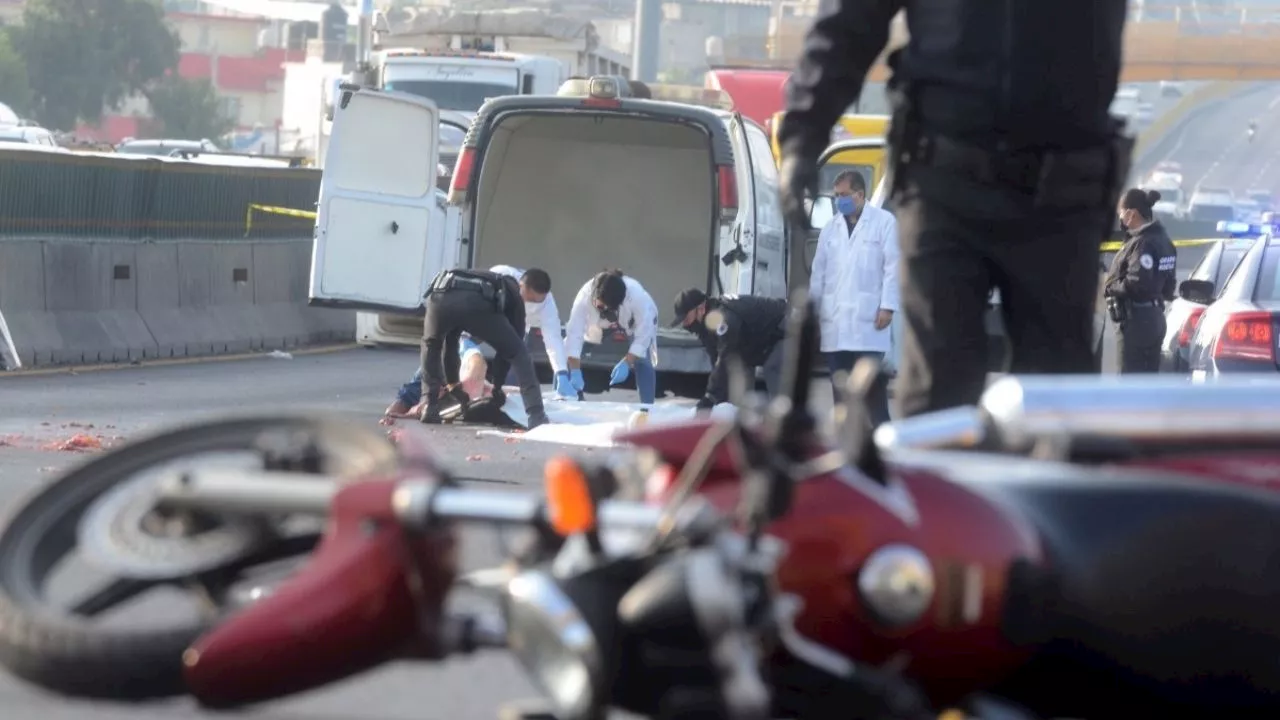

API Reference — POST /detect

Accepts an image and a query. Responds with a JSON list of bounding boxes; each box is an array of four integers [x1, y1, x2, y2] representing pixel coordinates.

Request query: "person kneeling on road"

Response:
[[672, 288, 789, 413], [420, 268, 551, 429], [564, 270, 660, 404], [381, 337, 491, 426]]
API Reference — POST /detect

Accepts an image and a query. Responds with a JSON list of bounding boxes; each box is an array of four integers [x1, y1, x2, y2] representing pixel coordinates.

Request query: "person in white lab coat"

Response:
[[564, 270, 660, 404], [810, 170, 900, 425], [380, 266, 571, 425]]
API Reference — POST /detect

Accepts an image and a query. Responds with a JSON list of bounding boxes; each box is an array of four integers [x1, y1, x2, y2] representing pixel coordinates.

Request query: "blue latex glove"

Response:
[[609, 359, 631, 386], [569, 368, 585, 392], [554, 371, 576, 399]]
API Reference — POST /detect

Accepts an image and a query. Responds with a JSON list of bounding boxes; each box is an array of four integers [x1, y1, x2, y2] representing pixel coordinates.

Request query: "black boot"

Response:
[[419, 402, 442, 424], [527, 409, 551, 429]]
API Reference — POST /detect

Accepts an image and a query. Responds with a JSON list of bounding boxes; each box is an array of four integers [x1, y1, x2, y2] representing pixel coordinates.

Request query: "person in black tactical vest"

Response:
[[419, 268, 551, 428], [671, 289, 790, 412], [778, 0, 1133, 418], [1104, 188, 1178, 373]]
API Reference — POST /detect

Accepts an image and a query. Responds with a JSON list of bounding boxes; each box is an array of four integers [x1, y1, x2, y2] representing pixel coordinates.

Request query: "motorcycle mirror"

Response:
[[836, 357, 887, 485]]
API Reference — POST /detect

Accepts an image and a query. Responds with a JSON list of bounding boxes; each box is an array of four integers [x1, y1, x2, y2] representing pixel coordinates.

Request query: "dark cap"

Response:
[[670, 288, 707, 327]]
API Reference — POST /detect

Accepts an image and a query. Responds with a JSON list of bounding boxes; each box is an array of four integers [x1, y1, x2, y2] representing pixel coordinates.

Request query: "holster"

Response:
[[1106, 296, 1128, 324]]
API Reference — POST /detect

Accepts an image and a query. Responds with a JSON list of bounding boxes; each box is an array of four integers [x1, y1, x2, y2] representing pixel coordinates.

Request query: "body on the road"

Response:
[[810, 170, 898, 426], [1106, 188, 1178, 373], [419, 268, 550, 428], [385, 266, 566, 423], [778, 0, 1132, 418], [564, 270, 660, 404], [671, 289, 790, 411]]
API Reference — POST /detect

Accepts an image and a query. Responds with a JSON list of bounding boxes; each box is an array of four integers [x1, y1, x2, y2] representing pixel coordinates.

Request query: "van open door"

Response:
[[310, 86, 441, 313]]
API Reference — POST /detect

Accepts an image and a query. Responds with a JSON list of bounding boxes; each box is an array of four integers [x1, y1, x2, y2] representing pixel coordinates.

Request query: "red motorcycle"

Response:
[[1, 300, 1279, 719]]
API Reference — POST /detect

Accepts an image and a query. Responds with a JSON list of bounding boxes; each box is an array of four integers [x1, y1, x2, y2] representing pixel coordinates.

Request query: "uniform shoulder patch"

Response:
[[716, 322, 728, 336], [1139, 254, 1154, 269]]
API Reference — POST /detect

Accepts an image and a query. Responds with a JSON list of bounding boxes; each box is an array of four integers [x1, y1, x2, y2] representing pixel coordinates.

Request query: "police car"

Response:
[[1160, 221, 1261, 372], [1182, 217, 1280, 377]]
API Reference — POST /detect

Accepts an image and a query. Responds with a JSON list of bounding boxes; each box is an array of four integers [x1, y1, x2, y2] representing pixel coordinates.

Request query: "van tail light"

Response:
[[1177, 306, 1206, 348], [717, 165, 737, 221], [1213, 311, 1276, 362], [447, 147, 475, 205]]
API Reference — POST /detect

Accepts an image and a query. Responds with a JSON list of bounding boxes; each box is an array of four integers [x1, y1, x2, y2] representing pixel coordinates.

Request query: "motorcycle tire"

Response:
[[0, 415, 400, 701]]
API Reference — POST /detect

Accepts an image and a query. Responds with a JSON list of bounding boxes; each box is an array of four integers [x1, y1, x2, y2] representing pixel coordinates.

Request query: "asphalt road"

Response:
[[0, 347, 611, 720], [1142, 81, 1280, 195]]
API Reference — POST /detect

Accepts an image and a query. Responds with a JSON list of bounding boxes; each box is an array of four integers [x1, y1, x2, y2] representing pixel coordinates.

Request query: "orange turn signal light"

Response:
[[544, 455, 596, 536]]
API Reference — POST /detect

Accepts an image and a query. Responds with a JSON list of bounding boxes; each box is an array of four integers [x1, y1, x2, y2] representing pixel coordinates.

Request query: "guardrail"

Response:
[[0, 151, 350, 370]]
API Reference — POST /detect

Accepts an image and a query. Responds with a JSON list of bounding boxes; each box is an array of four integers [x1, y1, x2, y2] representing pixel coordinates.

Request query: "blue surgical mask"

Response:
[[835, 195, 857, 216]]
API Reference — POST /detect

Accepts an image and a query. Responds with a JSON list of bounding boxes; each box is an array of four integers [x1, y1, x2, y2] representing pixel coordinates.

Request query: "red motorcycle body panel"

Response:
[[183, 479, 455, 708], [627, 422, 1043, 701]]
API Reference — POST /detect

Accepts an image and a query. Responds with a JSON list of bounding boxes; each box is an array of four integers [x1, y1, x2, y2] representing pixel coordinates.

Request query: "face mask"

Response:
[[525, 300, 542, 318], [599, 307, 620, 323], [835, 195, 858, 216]]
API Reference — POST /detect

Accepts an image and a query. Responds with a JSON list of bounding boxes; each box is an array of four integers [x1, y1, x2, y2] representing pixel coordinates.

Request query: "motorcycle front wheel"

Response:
[[0, 415, 399, 700]]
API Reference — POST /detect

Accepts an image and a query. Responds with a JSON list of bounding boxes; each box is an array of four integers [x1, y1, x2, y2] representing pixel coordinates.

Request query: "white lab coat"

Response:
[[489, 264, 567, 373], [565, 275, 660, 364], [809, 205, 901, 354]]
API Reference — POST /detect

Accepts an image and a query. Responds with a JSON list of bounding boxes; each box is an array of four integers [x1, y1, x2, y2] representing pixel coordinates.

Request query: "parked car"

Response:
[[0, 125, 59, 147], [1187, 186, 1237, 223], [1161, 235, 1258, 372], [115, 138, 220, 156], [1187, 232, 1280, 377], [1235, 199, 1265, 223], [1246, 188, 1275, 212], [310, 77, 786, 394]]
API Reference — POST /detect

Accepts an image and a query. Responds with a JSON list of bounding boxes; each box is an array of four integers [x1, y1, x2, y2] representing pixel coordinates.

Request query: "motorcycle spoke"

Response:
[[68, 576, 160, 617]]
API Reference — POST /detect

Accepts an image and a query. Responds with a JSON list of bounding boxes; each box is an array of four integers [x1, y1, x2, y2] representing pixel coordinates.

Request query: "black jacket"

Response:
[[690, 295, 789, 405], [450, 268, 526, 336], [778, 0, 1128, 159], [1104, 221, 1178, 305]]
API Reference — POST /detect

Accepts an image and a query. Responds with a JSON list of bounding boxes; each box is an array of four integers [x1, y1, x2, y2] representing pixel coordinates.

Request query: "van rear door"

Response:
[[309, 86, 442, 313]]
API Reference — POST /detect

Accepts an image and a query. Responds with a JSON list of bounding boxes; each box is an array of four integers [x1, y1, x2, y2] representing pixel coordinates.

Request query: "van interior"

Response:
[[470, 113, 716, 330]]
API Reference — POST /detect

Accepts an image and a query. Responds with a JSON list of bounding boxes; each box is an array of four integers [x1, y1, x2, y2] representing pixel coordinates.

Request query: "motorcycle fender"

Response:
[[183, 479, 455, 708]]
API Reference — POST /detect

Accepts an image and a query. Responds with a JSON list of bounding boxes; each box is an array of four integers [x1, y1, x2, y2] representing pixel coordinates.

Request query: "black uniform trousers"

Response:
[[420, 289, 545, 416], [892, 161, 1114, 418], [1116, 303, 1165, 374]]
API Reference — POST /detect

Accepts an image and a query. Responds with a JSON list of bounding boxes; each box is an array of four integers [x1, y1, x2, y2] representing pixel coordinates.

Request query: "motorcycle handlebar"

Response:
[[156, 468, 667, 532]]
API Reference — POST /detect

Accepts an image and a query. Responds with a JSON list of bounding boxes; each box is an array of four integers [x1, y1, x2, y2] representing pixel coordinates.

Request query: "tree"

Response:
[[145, 74, 232, 141], [17, 0, 179, 130], [0, 28, 32, 116]]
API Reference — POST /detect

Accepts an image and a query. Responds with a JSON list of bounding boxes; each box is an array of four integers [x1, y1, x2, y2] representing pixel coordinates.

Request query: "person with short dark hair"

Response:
[[1104, 188, 1177, 373], [671, 288, 789, 411], [381, 265, 570, 425], [564, 269, 660, 404], [810, 170, 898, 426]]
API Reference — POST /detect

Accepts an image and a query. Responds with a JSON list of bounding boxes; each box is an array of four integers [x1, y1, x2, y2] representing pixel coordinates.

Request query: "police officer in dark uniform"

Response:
[[671, 289, 789, 412], [1104, 188, 1177, 373], [419, 268, 551, 428], [777, 0, 1133, 419]]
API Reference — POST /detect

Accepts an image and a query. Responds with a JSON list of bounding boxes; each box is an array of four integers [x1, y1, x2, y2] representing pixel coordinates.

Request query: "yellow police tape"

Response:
[[1099, 237, 1219, 253], [244, 203, 318, 236]]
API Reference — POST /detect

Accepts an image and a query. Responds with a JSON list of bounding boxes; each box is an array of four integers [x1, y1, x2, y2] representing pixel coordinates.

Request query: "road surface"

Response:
[[1143, 81, 1280, 197], [0, 348, 603, 720]]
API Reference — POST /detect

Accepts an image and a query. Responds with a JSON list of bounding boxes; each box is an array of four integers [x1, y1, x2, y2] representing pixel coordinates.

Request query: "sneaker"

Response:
[[446, 386, 472, 408], [527, 410, 551, 429]]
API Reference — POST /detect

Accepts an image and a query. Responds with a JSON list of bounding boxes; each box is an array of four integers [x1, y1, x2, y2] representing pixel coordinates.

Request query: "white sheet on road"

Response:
[[477, 389, 737, 448]]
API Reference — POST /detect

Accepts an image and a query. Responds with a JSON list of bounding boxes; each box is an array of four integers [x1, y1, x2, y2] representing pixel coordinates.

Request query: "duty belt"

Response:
[[1129, 300, 1163, 308], [431, 271, 495, 296], [910, 134, 1112, 190]]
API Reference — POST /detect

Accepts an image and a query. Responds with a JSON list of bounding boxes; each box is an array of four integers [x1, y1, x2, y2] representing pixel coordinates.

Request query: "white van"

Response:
[[309, 78, 787, 391]]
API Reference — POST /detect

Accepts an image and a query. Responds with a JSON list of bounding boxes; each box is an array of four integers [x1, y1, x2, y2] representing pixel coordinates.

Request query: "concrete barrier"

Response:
[[0, 238, 353, 368]]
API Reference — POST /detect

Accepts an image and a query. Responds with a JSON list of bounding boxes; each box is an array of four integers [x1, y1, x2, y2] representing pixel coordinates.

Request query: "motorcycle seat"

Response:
[[923, 451, 1280, 715]]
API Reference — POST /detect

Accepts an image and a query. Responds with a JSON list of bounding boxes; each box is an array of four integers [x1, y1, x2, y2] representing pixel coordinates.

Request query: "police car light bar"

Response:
[[1217, 220, 1258, 236]]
